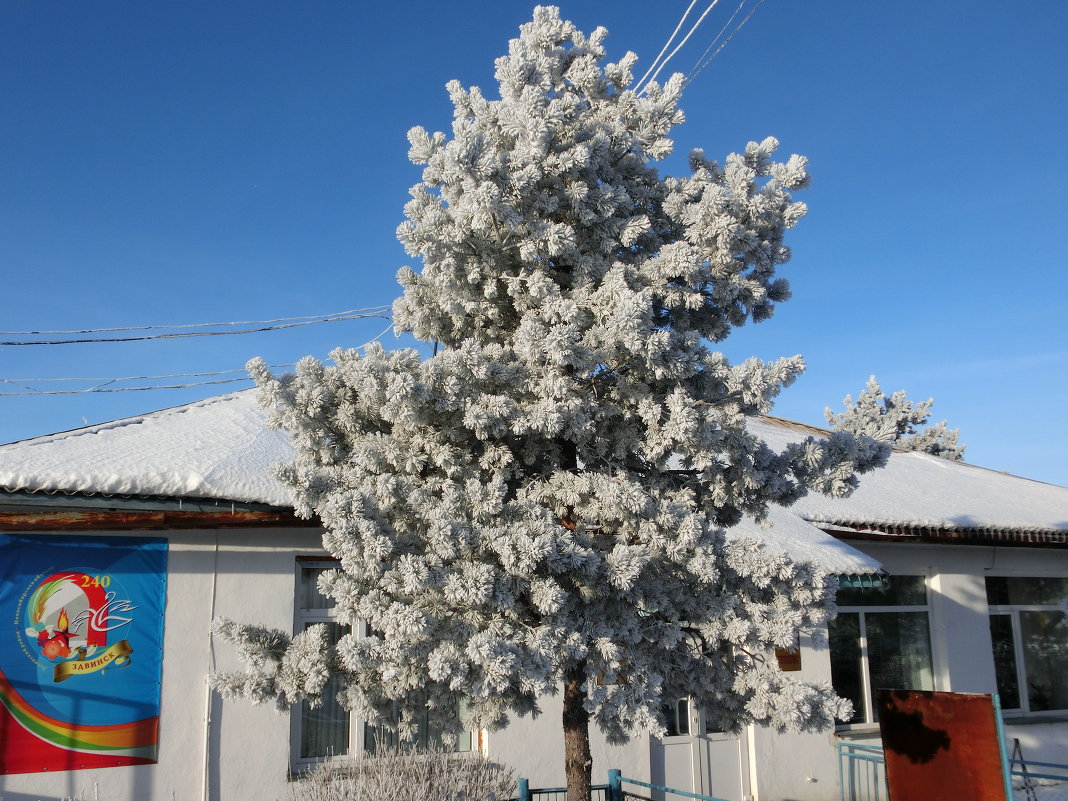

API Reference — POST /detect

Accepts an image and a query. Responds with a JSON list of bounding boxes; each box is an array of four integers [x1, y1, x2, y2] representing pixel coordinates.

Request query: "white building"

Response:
[[0, 390, 1065, 801]]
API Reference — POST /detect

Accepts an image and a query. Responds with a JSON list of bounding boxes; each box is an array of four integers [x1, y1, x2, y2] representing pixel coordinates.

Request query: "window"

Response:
[[661, 698, 691, 737], [659, 696, 734, 737], [986, 576, 1068, 714], [828, 575, 934, 725], [293, 560, 471, 769]]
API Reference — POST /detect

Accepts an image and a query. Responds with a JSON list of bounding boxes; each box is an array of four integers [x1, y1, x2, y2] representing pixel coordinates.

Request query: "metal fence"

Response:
[[837, 742, 888, 801], [512, 771, 727, 801], [837, 741, 1068, 801], [512, 779, 610, 801], [614, 772, 729, 801]]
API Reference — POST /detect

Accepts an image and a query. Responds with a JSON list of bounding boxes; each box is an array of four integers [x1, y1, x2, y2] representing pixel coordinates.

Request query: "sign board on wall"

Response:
[[878, 690, 1009, 801], [774, 633, 801, 671], [0, 534, 168, 774]]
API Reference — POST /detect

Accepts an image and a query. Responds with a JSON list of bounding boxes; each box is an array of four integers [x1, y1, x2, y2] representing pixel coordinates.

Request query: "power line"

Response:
[[0, 366, 289, 396], [0, 376, 261, 396], [686, 0, 766, 85], [2, 367, 267, 384], [0, 323, 396, 396], [684, 0, 748, 83], [633, 0, 699, 91], [639, 0, 723, 93], [0, 306, 391, 336], [0, 309, 391, 346]]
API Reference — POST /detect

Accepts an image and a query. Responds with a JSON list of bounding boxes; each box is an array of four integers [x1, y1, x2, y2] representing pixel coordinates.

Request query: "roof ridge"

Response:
[[755, 414, 1066, 489], [0, 389, 256, 449]]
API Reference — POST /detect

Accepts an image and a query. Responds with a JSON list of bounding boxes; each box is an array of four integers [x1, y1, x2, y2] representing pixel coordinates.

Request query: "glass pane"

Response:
[[300, 566, 336, 609], [837, 575, 927, 607], [364, 699, 471, 753], [989, 614, 1020, 709], [866, 612, 934, 719], [364, 720, 398, 755], [300, 623, 349, 758], [661, 698, 689, 736], [829, 613, 866, 724], [1019, 611, 1068, 711], [455, 729, 472, 752], [986, 577, 1068, 607]]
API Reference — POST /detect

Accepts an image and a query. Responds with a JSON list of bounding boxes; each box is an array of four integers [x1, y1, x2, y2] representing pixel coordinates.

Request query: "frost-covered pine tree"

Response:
[[825, 376, 965, 461], [213, 8, 889, 800]]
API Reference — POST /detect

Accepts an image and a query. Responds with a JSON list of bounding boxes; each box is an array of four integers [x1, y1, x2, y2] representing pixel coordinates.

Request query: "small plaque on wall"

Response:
[[774, 635, 801, 671]]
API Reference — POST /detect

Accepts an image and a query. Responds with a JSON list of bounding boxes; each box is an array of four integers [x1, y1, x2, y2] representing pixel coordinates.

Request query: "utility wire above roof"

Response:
[[0, 323, 395, 396], [0, 307, 392, 346], [634, 0, 766, 94]]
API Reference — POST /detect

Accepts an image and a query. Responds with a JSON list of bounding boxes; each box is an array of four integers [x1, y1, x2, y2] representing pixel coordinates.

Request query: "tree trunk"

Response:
[[563, 660, 592, 801]]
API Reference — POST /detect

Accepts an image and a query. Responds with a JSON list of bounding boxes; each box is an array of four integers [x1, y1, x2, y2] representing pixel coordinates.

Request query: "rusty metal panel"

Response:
[[878, 690, 1007, 801]]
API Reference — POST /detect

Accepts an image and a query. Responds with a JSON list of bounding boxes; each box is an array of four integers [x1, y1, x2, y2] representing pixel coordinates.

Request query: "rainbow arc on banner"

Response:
[[0, 667, 158, 759], [0, 534, 167, 775]]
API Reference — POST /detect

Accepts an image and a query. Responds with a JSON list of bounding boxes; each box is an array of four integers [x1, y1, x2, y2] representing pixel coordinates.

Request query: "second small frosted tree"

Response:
[[214, 8, 888, 799], [826, 376, 965, 461]]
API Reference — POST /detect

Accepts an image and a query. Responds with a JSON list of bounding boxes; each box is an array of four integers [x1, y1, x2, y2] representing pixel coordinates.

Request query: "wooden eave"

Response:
[[0, 491, 318, 532], [820, 522, 1068, 549]]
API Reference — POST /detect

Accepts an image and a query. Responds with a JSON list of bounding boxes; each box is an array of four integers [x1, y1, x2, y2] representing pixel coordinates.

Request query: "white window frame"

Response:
[[986, 575, 1068, 717], [290, 557, 475, 772], [830, 573, 935, 729]]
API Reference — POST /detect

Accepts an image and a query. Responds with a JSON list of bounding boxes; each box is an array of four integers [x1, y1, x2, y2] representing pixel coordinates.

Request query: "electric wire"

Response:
[[0, 309, 390, 346], [0, 323, 396, 396], [640, 0, 723, 93], [633, 0, 699, 92], [686, 0, 766, 85], [0, 376, 265, 395], [0, 306, 391, 336], [684, 0, 748, 83]]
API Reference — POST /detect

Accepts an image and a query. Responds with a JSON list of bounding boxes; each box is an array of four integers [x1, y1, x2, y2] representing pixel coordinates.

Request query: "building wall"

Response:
[[486, 692, 652, 789], [751, 540, 1068, 801], [4, 529, 1065, 801], [0, 527, 320, 801]]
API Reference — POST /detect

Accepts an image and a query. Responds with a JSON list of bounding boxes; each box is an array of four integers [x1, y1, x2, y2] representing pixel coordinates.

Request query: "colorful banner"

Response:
[[0, 534, 167, 774]]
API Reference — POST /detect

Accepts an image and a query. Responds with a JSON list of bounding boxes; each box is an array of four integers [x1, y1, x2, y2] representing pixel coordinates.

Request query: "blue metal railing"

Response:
[[1010, 760, 1068, 784], [837, 741, 1068, 801], [514, 778, 610, 801], [611, 769, 730, 801], [512, 771, 727, 801], [837, 743, 888, 801]]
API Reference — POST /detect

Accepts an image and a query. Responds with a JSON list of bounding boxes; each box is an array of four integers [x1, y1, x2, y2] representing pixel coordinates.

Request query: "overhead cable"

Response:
[[0, 323, 395, 396], [684, 0, 748, 83], [686, 0, 766, 85], [0, 309, 391, 346], [633, 0, 699, 92], [0, 306, 391, 336], [0, 376, 262, 395], [639, 0, 723, 93]]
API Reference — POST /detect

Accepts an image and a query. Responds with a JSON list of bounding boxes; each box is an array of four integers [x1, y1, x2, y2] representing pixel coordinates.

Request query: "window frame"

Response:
[[985, 574, 1068, 717], [291, 558, 360, 771], [290, 557, 475, 772], [829, 573, 935, 730]]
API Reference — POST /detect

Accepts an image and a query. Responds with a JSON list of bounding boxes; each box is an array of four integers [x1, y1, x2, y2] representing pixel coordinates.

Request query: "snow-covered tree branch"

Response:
[[825, 376, 965, 461], [214, 7, 889, 799]]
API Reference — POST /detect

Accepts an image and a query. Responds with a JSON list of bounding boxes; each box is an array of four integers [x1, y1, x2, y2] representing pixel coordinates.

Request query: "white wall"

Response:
[[751, 541, 1068, 801], [747, 630, 843, 801], [486, 692, 651, 790], [0, 527, 320, 801], [1, 527, 650, 801], [6, 532, 1065, 801]]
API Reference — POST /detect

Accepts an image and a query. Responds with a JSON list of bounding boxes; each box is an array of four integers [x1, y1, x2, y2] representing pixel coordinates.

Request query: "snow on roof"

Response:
[[3, 391, 1063, 570], [749, 416, 1068, 534], [0, 390, 294, 508], [729, 504, 882, 575]]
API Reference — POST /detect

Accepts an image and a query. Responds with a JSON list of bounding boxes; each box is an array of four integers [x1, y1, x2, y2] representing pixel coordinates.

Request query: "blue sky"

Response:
[[3, 1, 1066, 487]]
